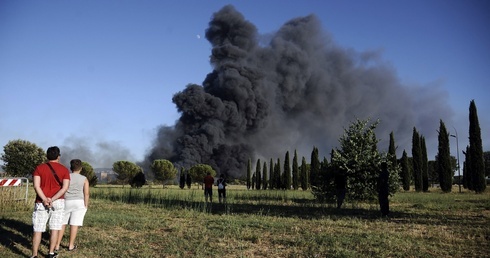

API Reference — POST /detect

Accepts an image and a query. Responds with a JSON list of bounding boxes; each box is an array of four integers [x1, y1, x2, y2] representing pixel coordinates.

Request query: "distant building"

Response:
[[94, 168, 118, 183]]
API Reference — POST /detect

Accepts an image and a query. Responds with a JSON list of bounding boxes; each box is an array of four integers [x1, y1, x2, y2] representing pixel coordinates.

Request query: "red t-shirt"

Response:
[[203, 175, 214, 189], [33, 162, 70, 203]]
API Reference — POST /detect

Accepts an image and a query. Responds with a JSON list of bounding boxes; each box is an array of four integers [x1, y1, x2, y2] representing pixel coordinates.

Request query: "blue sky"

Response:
[[1, 0, 489, 168]]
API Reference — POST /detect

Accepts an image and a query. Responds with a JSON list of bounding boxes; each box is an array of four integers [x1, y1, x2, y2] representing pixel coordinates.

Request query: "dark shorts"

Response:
[[218, 189, 226, 198], [204, 188, 212, 197]]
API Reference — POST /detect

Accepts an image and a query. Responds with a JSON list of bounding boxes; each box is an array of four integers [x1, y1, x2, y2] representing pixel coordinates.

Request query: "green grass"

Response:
[[1, 185, 489, 257]]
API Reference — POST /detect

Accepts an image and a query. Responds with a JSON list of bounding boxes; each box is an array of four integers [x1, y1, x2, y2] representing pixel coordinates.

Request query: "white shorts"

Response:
[[62, 199, 87, 226], [32, 199, 65, 232]]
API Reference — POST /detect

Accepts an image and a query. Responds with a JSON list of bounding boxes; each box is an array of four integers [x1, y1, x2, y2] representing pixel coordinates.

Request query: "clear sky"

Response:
[[1, 0, 489, 168]]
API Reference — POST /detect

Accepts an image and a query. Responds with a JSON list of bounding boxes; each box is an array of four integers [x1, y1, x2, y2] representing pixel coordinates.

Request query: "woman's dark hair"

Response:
[[46, 146, 60, 161], [70, 159, 83, 171]]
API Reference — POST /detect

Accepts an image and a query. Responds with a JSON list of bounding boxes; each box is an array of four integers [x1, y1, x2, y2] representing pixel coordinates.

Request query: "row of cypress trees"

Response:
[[247, 150, 313, 191], [247, 100, 486, 194], [393, 100, 486, 193]]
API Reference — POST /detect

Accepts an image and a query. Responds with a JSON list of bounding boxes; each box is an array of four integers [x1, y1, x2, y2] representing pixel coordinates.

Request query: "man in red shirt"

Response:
[[203, 172, 214, 203], [31, 146, 70, 258]]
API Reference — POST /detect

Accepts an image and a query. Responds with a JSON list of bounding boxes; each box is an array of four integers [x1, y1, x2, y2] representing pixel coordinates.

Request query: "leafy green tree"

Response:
[[1, 140, 45, 177], [262, 161, 268, 190], [188, 164, 216, 189], [151, 159, 177, 187], [113, 161, 142, 186], [310, 147, 320, 188], [437, 120, 452, 192], [401, 150, 411, 191], [312, 155, 336, 203], [421, 136, 429, 192], [292, 150, 299, 190], [283, 151, 291, 190], [412, 128, 423, 192], [300, 157, 308, 190], [130, 171, 146, 188], [428, 160, 437, 187], [468, 100, 486, 193], [247, 159, 252, 190], [255, 159, 261, 190], [325, 119, 399, 202], [81, 161, 98, 187]]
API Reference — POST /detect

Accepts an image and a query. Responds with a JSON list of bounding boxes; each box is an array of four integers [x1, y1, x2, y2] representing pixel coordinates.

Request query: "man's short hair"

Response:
[[46, 146, 60, 161], [70, 159, 83, 172]]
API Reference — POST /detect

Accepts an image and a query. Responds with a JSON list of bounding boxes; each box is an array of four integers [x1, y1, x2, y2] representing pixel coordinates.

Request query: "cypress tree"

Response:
[[247, 159, 252, 190], [262, 161, 268, 190], [388, 132, 397, 168], [321, 156, 329, 182], [179, 168, 185, 189], [274, 158, 281, 189], [269, 158, 274, 190], [437, 120, 453, 192], [421, 136, 429, 192], [186, 172, 191, 189], [255, 159, 261, 190], [412, 127, 423, 192], [284, 151, 291, 190], [292, 150, 299, 190], [401, 150, 411, 191], [463, 146, 472, 190], [271, 161, 277, 189], [484, 151, 490, 178], [468, 100, 486, 193], [310, 147, 320, 188], [300, 157, 308, 190]]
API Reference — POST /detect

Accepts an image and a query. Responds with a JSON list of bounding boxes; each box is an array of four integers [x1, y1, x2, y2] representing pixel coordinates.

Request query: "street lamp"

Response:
[[450, 127, 461, 193]]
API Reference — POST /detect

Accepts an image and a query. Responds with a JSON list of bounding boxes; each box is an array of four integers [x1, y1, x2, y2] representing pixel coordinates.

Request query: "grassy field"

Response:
[[1, 184, 489, 258]]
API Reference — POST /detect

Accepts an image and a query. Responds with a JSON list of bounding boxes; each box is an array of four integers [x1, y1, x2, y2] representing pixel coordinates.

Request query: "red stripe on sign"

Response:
[[0, 179, 21, 186]]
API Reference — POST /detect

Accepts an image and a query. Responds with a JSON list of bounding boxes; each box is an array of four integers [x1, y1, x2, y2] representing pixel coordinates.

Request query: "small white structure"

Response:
[[0, 177, 29, 202]]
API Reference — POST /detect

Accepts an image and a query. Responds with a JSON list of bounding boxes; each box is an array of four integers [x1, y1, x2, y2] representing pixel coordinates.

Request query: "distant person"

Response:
[[203, 172, 214, 203], [216, 174, 227, 204], [378, 162, 390, 217], [31, 146, 70, 258], [334, 172, 347, 209], [55, 159, 90, 252]]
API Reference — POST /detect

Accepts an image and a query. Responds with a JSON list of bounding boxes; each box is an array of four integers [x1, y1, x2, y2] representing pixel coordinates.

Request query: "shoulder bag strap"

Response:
[[46, 162, 63, 186]]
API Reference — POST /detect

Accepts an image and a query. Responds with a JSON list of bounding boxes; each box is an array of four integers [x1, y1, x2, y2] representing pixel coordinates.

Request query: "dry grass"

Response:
[[0, 185, 488, 257]]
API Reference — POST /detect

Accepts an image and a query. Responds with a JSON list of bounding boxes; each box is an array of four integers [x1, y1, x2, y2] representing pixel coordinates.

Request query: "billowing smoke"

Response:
[[144, 5, 453, 178], [60, 136, 132, 168]]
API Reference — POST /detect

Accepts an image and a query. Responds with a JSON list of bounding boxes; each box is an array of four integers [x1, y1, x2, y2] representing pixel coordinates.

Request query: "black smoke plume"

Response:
[[144, 5, 453, 178]]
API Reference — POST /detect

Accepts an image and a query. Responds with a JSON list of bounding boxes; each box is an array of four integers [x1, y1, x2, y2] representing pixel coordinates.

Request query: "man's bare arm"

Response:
[[51, 179, 70, 202]]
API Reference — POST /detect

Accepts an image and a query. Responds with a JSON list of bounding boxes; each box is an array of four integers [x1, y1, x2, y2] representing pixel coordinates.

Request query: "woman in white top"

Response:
[[55, 159, 89, 251]]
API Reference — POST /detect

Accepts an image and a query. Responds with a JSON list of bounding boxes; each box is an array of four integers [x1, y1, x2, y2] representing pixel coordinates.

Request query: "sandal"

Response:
[[68, 245, 77, 251]]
